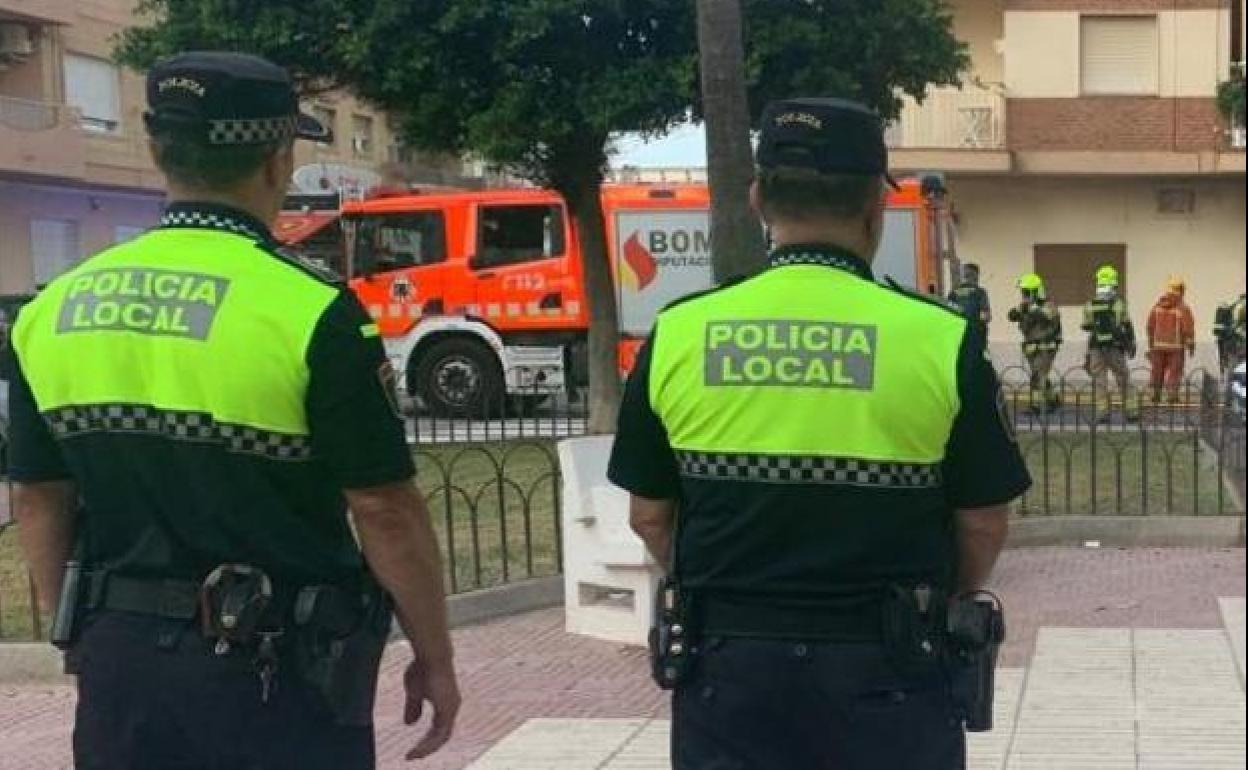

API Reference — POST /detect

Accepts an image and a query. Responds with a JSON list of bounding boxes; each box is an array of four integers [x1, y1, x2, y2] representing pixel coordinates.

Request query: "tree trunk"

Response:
[[697, 0, 767, 283], [565, 180, 623, 435]]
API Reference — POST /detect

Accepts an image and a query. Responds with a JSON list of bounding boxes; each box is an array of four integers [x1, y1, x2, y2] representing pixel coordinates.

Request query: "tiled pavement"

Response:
[[1, 547, 1244, 769]]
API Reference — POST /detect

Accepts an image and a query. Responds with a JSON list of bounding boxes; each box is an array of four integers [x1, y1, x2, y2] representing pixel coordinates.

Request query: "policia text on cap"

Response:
[[4, 52, 459, 769], [609, 98, 1031, 770]]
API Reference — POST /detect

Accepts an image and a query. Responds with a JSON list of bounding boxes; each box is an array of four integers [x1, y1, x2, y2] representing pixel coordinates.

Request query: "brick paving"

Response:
[[0, 547, 1244, 770]]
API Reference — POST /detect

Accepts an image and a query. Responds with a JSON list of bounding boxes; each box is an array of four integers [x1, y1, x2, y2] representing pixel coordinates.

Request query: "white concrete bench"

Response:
[[558, 436, 663, 646]]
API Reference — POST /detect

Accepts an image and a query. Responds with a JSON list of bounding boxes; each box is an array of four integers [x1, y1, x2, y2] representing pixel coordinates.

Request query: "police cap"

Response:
[[756, 98, 898, 188], [144, 51, 331, 146]]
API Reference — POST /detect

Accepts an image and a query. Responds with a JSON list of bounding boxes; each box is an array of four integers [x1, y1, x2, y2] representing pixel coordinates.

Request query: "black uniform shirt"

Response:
[[2, 204, 415, 585]]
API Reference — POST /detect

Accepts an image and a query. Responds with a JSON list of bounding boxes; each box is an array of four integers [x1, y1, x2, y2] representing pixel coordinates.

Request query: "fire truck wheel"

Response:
[[413, 338, 505, 418]]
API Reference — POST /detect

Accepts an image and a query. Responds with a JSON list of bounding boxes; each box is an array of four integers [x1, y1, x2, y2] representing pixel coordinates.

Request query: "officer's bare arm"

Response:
[[347, 480, 460, 758], [348, 481, 454, 665], [629, 496, 676, 570], [954, 505, 1010, 593], [13, 481, 77, 612]]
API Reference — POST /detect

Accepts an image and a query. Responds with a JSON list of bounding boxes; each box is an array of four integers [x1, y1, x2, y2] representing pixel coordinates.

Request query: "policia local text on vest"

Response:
[[609, 98, 1031, 770], [3, 52, 459, 769]]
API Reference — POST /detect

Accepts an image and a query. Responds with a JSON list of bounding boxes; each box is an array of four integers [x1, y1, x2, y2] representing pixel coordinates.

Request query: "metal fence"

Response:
[[2, 365, 1244, 641], [407, 379, 589, 445], [998, 366, 1244, 517]]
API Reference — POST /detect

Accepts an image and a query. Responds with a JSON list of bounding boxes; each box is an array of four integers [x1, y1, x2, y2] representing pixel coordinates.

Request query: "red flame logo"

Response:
[[623, 232, 658, 290]]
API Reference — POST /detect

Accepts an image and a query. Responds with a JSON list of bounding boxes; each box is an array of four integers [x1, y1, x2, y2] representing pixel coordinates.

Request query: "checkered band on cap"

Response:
[[207, 115, 297, 145], [44, 404, 312, 462], [676, 450, 942, 489], [159, 210, 265, 242]]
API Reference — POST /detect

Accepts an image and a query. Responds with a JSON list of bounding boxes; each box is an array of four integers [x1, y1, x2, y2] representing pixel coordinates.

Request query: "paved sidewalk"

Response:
[[0, 547, 1244, 769]]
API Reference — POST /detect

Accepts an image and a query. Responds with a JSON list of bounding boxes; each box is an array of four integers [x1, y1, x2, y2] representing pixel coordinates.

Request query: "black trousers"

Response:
[[72, 612, 375, 770], [672, 638, 966, 770]]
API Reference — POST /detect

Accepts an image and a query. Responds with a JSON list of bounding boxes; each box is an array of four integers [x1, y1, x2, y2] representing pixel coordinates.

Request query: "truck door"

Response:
[[470, 202, 581, 331], [351, 209, 449, 337]]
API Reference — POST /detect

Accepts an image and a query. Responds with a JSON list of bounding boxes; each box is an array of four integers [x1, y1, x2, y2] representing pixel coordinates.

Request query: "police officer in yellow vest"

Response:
[[1082, 265, 1140, 423], [609, 98, 1032, 770], [1008, 273, 1062, 414], [3, 52, 459, 768]]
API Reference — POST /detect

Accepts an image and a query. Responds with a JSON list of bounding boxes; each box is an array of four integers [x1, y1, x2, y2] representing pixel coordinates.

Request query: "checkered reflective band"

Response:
[[676, 450, 942, 488], [43, 404, 312, 462], [159, 210, 266, 242], [207, 115, 297, 146], [769, 250, 866, 273]]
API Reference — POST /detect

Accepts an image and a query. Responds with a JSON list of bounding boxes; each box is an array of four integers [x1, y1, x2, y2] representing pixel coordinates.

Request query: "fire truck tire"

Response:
[[412, 338, 506, 418]]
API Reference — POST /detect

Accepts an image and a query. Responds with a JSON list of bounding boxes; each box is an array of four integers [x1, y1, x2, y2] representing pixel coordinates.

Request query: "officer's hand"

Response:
[[403, 659, 461, 760]]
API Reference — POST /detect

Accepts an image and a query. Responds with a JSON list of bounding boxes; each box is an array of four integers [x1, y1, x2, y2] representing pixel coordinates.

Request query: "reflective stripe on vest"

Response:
[[12, 228, 338, 446], [648, 265, 965, 471]]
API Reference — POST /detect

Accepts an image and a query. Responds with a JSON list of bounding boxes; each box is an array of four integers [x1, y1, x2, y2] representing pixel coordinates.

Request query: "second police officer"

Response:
[[5, 53, 460, 769], [608, 98, 1032, 770]]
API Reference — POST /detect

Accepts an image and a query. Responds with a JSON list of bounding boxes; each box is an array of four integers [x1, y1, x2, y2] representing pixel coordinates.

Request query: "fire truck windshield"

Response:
[[354, 212, 447, 277]]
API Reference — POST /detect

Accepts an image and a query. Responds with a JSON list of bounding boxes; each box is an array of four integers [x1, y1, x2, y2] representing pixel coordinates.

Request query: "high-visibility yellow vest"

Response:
[[650, 261, 966, 473], [13, 226, 339, 454]]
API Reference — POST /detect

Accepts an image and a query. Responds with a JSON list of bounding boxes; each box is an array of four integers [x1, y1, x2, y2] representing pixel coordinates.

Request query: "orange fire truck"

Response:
[[331, 178, 956, 414]]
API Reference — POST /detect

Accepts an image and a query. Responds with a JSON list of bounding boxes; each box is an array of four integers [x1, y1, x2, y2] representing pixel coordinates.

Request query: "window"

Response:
[[311, 105, 337, 147], [1081, 16, 1159, 95], [1033, 244, 1127, 307], [354, 212, 447, 276], [64, 53, 122, 133], [351, 114, 374, 157], [31, 219, 83, 286], [114, 225, 146, 243], [475, 205, 566, 269]]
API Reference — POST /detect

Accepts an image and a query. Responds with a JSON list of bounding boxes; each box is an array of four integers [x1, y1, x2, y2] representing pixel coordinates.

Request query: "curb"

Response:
[[1008, 515, 1246, 547], [447, 576, 564, 629], [0, 643, 67, 686]]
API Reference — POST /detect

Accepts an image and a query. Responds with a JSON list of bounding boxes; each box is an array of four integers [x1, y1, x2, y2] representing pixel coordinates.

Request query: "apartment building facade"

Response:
[[0, 0, 415, 294], [891, 0, 1246, 370]]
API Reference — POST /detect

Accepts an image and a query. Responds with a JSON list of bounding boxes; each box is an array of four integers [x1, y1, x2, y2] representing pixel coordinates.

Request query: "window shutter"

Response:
[[31, 219, 82, 286], [1081, 16, 1159, 95], [64, 53, 122, 131]]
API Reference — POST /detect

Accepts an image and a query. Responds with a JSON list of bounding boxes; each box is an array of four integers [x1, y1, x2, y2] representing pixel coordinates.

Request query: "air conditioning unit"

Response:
[[0, 24, 36, 61]]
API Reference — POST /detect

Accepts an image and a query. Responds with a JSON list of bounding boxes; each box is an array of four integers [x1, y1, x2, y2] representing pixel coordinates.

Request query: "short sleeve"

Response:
[[306, 292, 415, 489], [943, 325, 1031, 508], [607, 334, 681, 500], [2, 337, 71, 482]]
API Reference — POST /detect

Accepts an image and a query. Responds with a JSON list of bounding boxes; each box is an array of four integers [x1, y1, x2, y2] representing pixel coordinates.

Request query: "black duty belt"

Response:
[[699, 594, 883, 642], [86, 573, 294, 626], [87, 574, 201, 620]]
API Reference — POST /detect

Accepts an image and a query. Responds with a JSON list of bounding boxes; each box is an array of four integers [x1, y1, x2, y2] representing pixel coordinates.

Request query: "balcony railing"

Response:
[[0, 95, 77, 133], [886, 85, 1006, 150]]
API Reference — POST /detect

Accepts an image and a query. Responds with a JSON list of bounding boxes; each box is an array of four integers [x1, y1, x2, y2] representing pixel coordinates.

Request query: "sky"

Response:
[[611, 123, 707, 169]]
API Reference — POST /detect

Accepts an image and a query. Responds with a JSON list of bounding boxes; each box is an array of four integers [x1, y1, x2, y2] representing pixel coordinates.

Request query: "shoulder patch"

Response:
[[261, 243, 345, 286], [881, 277, 966, 317], [659, 273, 753, 315]]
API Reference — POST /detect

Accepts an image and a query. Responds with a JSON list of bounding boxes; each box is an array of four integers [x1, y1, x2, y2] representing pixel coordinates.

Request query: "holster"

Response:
[[50, 558, 85, 658], [292, 583, 393, 726], [944, 593, 1006, 732], [649, 577, 696, 690]]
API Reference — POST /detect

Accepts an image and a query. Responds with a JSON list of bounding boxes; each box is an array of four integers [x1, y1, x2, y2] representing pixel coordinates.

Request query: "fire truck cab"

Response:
[[342, 178, 955, 416]]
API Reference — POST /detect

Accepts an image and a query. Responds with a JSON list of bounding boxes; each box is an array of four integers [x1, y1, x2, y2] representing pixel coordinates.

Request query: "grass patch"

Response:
[[0, 525, 43, 641], [414, 442, 561, 594], [1017, 432, 1233, 515]]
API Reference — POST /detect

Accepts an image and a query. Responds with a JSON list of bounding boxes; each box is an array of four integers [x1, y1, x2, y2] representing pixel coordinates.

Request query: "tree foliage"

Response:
[[116, 0, 967, 429], [742, 0, 968, 122]]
